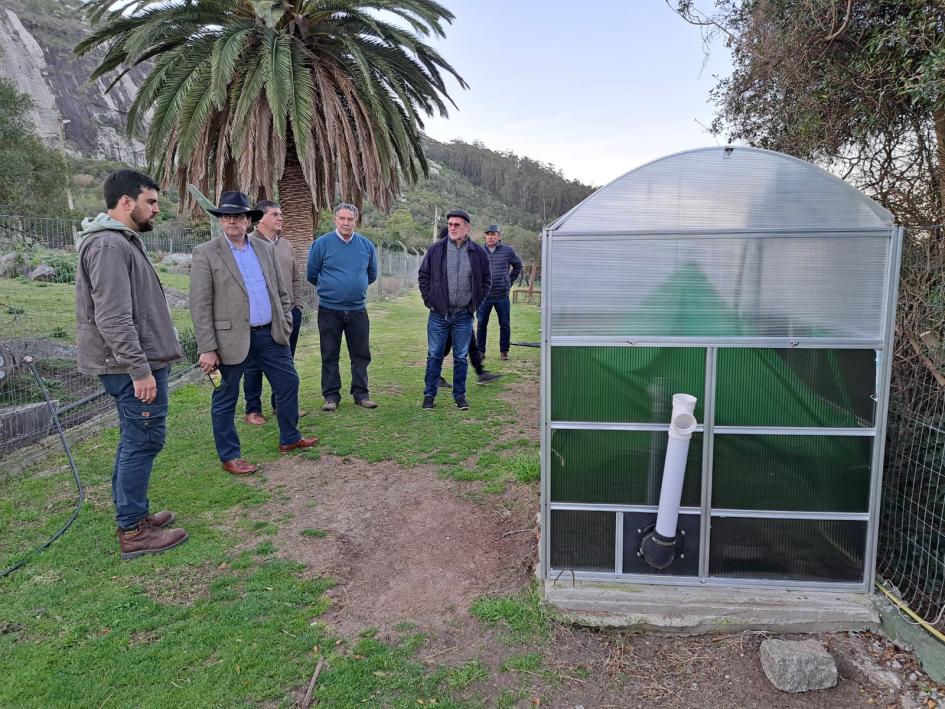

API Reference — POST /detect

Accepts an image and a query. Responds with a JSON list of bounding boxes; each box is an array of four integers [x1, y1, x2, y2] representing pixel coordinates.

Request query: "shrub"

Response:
[[177, 326, 199, 364]]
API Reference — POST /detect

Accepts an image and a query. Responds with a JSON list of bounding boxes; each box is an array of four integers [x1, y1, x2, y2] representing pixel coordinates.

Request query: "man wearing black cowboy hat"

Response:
[[190, 191, 318, 475]]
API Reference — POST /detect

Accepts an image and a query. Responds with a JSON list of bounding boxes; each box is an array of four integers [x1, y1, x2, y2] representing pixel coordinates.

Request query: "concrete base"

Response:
[[876, 594, 945, 683], [545, 580, 879, 635]]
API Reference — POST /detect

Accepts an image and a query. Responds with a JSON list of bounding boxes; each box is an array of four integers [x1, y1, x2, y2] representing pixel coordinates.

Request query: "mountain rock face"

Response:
[[0, 0, 144, 162]]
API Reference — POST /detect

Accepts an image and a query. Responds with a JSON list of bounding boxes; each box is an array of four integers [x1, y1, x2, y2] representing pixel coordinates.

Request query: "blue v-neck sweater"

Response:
[[306, 231, 378, 310]]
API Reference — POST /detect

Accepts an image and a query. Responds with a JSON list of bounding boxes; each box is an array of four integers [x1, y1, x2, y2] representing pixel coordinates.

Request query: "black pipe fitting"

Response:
[[639, 529, 677, 569]]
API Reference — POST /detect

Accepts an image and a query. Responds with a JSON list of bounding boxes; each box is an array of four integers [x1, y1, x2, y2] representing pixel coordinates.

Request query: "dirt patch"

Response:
[[255, 455, 538, 637]]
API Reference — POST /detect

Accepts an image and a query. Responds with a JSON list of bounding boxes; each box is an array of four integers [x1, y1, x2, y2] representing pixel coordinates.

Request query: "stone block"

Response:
[[760, 638, 837, 693], [28, 263, 57, 282]]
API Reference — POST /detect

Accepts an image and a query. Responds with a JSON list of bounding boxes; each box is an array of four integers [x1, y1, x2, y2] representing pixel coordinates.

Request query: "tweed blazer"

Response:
[[189, 235, 293, 365]]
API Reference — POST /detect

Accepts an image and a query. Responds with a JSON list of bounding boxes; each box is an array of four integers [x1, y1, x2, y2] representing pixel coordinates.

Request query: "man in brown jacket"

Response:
[[75, 168, 188, 559], [190, 192, 317, 475], [242, 200, 306, 424]]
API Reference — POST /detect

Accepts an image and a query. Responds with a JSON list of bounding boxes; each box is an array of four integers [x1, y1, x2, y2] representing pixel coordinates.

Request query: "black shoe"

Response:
[[455, 396, 469, 410], [476, 371, 501, 384], [437, 376, 452, 389], [422, 395, 435, 410]]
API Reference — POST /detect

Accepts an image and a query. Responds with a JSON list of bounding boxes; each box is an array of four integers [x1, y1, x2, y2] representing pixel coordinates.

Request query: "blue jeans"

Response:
[[424, 310, 473, 399], [476, 296, 511, 354], [99, 366, 170, 530], [244, 306, 302, 414], [212, 327, 301, 461]]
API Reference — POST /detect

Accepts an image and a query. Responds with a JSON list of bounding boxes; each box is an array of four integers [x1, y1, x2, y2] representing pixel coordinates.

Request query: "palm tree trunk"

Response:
[[278, 133, 316, 272]]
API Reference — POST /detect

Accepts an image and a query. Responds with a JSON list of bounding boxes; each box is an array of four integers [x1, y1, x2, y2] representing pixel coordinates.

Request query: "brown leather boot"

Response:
[[146, 510, 174, 528], [117, 520, 188, 560]]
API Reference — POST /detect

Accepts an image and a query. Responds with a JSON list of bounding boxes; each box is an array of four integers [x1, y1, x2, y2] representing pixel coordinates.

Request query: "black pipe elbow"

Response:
[[640, 530, 676, 570]]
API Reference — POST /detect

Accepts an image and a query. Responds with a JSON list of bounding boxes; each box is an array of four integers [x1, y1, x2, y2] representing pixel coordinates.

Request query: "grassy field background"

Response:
[[0, 288, 544, 707]]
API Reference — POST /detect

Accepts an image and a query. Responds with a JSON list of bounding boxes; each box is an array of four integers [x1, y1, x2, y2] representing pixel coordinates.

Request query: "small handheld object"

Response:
[[207, 367, 222, 389]]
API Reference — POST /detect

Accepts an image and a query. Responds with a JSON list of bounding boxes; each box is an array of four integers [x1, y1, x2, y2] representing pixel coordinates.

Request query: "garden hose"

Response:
[[875, 581, 945, 645], [1, 357, 84, 579]]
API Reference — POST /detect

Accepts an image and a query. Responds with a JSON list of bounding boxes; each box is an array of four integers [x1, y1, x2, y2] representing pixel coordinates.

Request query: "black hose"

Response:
[[1, 357, 84, 579]]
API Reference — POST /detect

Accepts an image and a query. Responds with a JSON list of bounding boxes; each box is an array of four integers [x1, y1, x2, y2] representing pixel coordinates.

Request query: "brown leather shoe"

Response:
[[244, 412, 266, 426], [321, 400, 338, 412], [273, 408, 307, 418], [118, 520, 188, 560], [279, 436, 319, 453], [500, 351, 509, 361], [355, 398, 378, 409], [146, 510, 174, 528], [222, 458, 258, 475]]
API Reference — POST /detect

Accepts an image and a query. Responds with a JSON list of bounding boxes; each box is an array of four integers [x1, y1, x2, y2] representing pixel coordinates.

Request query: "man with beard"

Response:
[[190, 192, 318, 476], [75, 169, 189, 559]]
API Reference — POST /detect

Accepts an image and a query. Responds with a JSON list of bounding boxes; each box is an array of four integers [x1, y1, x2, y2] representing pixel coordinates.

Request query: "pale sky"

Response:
[[422, 1, 733, 187]]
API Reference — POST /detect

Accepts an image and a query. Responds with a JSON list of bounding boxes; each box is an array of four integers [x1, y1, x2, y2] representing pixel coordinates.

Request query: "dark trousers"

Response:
[[318, 306, 371, 403], [99, 365, 169, 529], [476, 295, 512, 354], [444, 330, 484, 374], [424, 310, 473, 399], [244, 306, 302, 414], [212, 327, 301, 461]]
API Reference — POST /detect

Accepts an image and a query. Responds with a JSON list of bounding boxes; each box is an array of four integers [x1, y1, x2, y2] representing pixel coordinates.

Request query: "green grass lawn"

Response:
[[0, 291, 542, 707]]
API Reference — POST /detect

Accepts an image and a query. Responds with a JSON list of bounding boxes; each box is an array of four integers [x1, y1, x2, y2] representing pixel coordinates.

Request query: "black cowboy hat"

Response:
[[207, 191, 263, 221]]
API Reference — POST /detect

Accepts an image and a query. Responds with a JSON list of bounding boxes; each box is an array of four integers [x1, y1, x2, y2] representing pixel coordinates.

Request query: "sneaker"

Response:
[[437, 376, 452, 389], [355, 398, 378, 409], [422, 395, 435, 410], [322, 400, 338, 412], [455, 396, 470, 410], [117, 520, 188, 560], [476, 371, 501, 384]]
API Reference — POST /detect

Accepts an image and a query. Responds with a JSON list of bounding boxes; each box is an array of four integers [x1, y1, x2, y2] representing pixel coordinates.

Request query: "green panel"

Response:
[[550, 429, 702, 506], [716, 349, 876, 428], [709, 517, 866, 582], [551, 347, 705, 423], [712, 435, 872, 512], [550, 510, 616, 572]]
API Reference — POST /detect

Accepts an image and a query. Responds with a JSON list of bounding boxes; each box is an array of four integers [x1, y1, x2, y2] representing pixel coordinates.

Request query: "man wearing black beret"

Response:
[[417, 209, 491, 410]]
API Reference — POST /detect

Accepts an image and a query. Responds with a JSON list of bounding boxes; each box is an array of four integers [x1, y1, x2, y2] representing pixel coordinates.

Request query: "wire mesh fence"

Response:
[[877, 227, 945, 626], [0, 211, 421, 484]]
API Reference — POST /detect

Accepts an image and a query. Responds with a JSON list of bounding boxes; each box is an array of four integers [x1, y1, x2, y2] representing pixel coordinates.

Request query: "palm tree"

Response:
[[76, 0, 466, 259]]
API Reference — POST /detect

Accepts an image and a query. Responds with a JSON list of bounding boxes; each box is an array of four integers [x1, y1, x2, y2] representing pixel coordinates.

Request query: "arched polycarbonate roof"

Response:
[[549, 147, 894, 233]]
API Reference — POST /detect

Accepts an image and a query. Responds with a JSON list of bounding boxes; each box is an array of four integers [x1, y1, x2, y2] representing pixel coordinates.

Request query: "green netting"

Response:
[[550, 429, 702, 505], [551, 346, 706, 422], [712, 434, 871, 512]]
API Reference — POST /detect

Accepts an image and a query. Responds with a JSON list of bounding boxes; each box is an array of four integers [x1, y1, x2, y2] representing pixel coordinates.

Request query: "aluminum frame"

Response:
[[539, 196, 903, 593]]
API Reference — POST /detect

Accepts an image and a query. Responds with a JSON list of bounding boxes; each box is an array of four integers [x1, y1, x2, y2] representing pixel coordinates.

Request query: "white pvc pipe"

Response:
[[654, 394, 699, 539]]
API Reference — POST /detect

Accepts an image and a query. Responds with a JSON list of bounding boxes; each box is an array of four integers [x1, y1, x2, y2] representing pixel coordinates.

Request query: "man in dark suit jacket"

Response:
[[189, 192, 317, 475], [417, 208, 491, 411]]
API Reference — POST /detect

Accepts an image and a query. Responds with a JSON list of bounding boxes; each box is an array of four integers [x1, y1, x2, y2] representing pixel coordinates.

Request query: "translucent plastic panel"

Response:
[[716, 349, 877, 427], [551, 147, 892, 233], [549, 236, 890, 338], [550, 429, 702, 505], [712, 435, 872, 512], [709, 517, 866, 582], [551, 347, 705, 422], [550, 510, 616, 572]]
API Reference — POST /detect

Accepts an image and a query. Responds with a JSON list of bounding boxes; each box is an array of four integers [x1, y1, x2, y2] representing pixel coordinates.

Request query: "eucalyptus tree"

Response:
[[673, 0, 945, 226], [76, 0, 466, 257]]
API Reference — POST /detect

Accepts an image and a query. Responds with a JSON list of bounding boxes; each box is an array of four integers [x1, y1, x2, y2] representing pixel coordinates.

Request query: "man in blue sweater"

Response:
[[306, 203, 378, 411], [476, 225, 523, 361]]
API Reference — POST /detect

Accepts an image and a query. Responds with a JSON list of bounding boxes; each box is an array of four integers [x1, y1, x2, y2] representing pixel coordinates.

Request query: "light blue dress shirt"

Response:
[[226, 237, 272, 327]]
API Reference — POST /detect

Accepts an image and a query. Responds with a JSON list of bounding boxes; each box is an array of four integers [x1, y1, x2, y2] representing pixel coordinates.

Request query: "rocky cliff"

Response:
[[0, 0, 144, 162]]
